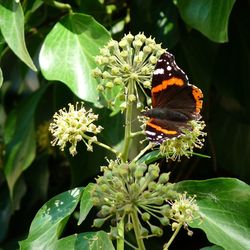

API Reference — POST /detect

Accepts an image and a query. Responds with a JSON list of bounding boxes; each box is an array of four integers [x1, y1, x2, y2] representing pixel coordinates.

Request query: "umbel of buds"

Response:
[[49, 102, 102, 156], [92, 32, 165, 111], [91, 160, 199, 241]]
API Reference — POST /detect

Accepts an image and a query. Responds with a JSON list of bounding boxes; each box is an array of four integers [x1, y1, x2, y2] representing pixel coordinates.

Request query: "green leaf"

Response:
[[19, 188, 83, 250], [201, 246, 224, 250], [137, 150, 162, 164], [75, 231, 115, 250], [0, 67, 2, 88], [52, 235, 77, 250], [176, 0, 236, 43], [78, 183, 94, 225], [176, 178, 250, 250], [51, 231, 115, 250], [39, 13, 111, 104], [4, 85, 47, 197], [0, 0, 37, 71]]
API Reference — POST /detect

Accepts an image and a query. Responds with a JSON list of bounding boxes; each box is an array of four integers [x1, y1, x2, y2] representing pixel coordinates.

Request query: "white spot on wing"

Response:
[[146, 130, 156, 136], [167, 66, 172, 71], [154, 68, 164, 75]]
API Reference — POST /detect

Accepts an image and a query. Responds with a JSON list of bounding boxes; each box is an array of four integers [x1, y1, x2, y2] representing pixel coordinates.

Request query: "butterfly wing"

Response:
[[145, 52, 203, 143], [151, 52, 203, 118]]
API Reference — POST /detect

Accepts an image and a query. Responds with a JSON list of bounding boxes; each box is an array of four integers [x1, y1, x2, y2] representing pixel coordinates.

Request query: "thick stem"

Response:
[[121, 79, 134, 162], [117, 219, 125, 250], [163, 223, 182, 250], [131, 210, 145, 250]]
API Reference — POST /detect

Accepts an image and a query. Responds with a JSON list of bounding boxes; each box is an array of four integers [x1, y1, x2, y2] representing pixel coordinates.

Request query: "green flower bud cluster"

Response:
[[169, 192, 200, 236], [93, 32, 165, 111], [160, 119, 207, 161], [49, 102, 102, 156], [91, 160, 178, 238]]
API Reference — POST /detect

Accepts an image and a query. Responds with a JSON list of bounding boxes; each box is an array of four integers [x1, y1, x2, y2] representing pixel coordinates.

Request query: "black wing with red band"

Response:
[[144, 52, 203, 144]]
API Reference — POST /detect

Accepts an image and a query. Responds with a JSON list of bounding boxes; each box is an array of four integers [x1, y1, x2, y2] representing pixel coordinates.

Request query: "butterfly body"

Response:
[[144, 52, 203, 144], [144, 107, 189, 122]]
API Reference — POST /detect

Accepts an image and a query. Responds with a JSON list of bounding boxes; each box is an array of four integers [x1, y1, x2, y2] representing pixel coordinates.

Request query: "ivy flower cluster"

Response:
[[159, 119, 207, 161], [169, 192, 199, 236], [91, 160, 199, 242], [49, 102, 102, 156], [92, 32, 165, 111]]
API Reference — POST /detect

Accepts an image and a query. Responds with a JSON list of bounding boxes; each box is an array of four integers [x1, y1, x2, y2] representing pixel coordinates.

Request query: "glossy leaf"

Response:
[[201, 246, 224, 250], [4, 85, 47, 197], [78, 183, 94, 225], [0, 0, 37, 71], [176, 0, 236, 43], [52, 235, 77, 250], [0, 67, 2, 88], [176, 178, 250, 250], [75, 231, 115, 250], [137, 150, 161, 164], [39, 13, 111, 104], [19, 188, 83, 250]]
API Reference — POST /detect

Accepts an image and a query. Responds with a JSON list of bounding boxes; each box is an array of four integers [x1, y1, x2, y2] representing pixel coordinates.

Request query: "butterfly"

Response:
[[143, 52, 203, 144]]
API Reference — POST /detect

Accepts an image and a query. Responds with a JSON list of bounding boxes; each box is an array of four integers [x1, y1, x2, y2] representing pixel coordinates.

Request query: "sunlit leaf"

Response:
[[0, 0, 37, 71], [78, 183, 94, 225], [201, 245, 224, 250], [176, 178, 250, 250], [39, 13, 111, 104], [176, 0, 236, 43], [19, 188, 83, 250], [75, 231, 115, 250]]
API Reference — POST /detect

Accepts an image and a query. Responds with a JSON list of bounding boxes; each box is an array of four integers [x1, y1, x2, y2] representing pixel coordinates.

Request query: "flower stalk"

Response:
[[131, 209, 146, 250], [163, 223, 182, 250], [121, 79, 134, 162]]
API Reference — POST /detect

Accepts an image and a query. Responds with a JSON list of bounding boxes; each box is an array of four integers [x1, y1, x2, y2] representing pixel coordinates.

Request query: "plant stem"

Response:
[[117, 219, 124, 250], [131, 209, 145, 250], [121, 79, 134, 162], [130, 131, 145, 138], [132, 143, 153, 162], [163, 223, 182, 250], [82, 134, 119, 156], [95, 140, 120, 156]]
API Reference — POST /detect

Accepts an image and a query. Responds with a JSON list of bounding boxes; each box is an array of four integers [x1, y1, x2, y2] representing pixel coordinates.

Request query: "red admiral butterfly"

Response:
[[144, 52, 203, 144]]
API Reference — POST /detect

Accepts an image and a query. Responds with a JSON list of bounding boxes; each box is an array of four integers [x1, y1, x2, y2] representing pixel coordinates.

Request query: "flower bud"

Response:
[[93, 218, 107, 228], [142, 212, 151, 221], [150, 225, 163, 236]]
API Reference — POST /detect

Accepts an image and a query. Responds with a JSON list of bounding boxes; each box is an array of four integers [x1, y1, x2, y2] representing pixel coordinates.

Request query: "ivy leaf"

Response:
[[0, 67, 2, 88], [4, 85, 47, 197], [137, 150, 162, 164], [75, 231, 115, 250], [0, 0, 37, 71], [176, 0, 236, 43], [78, 183, 94, 225], [176, 178, 250, 250], [39, 13, 111, 104], [19, 188, 83, 250]]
